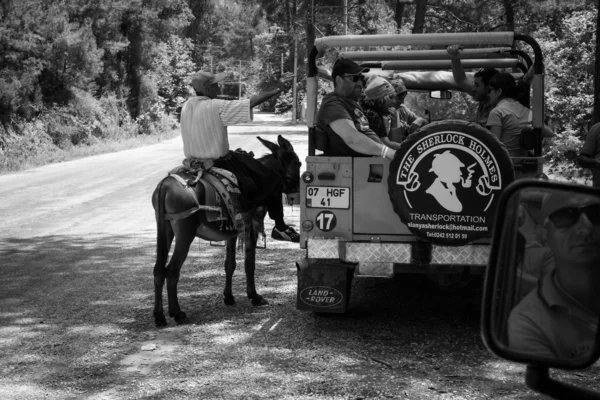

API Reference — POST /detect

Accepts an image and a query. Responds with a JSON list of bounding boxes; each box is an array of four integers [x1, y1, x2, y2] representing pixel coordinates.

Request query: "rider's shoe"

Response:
[[271, 226, 300, 243]]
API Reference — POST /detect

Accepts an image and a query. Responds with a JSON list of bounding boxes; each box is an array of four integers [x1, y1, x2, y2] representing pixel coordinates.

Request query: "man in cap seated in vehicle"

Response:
[[180, 70, 300, 242], [508, 190, 600, 361], [389, 79, 428, 142], [315, 58, 396, 160], [446, 45, 499, 126]]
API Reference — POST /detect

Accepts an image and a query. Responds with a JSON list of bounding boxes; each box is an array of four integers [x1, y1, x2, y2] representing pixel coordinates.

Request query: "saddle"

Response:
[[166, 159, 245, 235]]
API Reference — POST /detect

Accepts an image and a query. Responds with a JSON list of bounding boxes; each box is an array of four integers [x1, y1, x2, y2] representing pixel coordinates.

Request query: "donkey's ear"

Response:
[[257, 136, 280, 154], [277, 135, 294, 152]]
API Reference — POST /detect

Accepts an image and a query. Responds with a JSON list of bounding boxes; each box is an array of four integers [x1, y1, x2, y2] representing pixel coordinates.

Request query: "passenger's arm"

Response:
[[329, 119, 396, 159], [380, 136, 402, 150], [447, 45, 475, 95], [577, 129, 600, 169], [487, 125, 502, 139], [389, 127, 405, 143], [389, 110, 405, 141], [522, 65, 535, 85], [576, 154, 600, 169], [541, 125, 554, 138], [486, 110, 502, 140], [409, 117, 428, 133]]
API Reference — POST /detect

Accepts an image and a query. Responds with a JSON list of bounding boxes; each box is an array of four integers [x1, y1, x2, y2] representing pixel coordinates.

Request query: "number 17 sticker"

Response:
[[316, 211, 337, 232]]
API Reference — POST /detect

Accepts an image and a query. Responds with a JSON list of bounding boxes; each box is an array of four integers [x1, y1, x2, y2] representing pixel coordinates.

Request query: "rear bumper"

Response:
[[306, 237, 489, 277]]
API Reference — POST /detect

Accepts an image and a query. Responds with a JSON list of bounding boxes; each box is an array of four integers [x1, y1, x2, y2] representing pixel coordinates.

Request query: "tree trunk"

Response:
[[186, 0, 207, 40], [412, 0, 427, 34], [594, 0, 600, 124], [394, 0, 404, 31], [503, 0, 514, 32], [249, 34, 254, 61], [285, 0, 292, 33], [306, 0, 315, 64]]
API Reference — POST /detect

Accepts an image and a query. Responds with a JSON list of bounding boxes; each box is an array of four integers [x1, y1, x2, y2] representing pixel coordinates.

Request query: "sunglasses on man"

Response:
[[341, 74, 365, 84], [548, 203, 600, 228]]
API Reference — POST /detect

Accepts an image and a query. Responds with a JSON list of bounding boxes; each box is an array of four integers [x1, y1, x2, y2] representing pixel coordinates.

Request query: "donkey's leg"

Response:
[[153, 221, 174, 327], [245, 223, 268, 306], [223, 237, 237, 305], [166, 221, 195, 323]]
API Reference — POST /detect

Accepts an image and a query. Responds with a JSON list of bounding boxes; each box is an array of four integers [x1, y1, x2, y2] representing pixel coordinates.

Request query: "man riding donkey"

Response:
[[180, 71, 300, 242]]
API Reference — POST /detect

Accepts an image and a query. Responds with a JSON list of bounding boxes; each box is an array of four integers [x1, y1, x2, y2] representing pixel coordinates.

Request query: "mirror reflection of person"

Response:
[[516, 190, 556, 291], [508, 191, 600, 361]]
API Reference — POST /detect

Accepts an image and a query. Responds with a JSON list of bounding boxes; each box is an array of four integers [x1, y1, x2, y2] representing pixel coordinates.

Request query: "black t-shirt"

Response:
[[316, 92, 380, 157], [362, 105, 391, 139]]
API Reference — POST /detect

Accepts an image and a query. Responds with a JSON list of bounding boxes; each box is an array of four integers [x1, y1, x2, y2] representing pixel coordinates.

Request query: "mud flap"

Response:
[[296, 258, 356, 313]]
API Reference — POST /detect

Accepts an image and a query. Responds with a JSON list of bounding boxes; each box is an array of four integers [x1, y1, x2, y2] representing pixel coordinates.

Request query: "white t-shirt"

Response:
[[180, 96, 252, 159], [486, 98, 531, 157]]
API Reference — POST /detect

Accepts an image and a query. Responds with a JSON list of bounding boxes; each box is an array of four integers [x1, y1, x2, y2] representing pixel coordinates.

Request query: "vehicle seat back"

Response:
[[520, 126, 536, 151], [315, 125, 329, 154]]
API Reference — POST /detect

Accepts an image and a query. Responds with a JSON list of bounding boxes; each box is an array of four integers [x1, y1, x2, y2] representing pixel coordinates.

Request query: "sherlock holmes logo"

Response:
[[389, 125, 513, 245]]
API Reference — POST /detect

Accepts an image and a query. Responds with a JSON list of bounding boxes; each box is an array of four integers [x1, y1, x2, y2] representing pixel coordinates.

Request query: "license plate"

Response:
[[306, 186, 350, 209]]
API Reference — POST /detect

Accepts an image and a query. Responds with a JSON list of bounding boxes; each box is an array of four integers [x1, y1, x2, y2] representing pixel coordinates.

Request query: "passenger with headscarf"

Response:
[[360, 76, 402, 150]]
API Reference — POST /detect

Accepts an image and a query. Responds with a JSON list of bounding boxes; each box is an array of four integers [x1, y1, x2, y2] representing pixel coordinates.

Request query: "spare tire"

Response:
[[388, 120, 515, 246]]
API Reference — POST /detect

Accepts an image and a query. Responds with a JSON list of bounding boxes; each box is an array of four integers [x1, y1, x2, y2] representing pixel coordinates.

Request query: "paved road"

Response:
[[0, 115, 308, 240]]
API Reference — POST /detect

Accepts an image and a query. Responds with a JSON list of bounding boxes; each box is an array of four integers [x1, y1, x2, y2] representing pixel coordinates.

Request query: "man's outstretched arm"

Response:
[[249, 73, 294, 109]]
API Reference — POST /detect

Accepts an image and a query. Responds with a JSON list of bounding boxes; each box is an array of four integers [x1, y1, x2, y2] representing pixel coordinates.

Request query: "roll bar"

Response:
[[360, 59, 520, 71], [314, 32, 515, 52], [339, 47, 513, 61]]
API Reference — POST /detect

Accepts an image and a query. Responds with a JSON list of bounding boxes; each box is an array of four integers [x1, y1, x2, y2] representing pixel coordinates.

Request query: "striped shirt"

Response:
[[180, 96, 252, 159]]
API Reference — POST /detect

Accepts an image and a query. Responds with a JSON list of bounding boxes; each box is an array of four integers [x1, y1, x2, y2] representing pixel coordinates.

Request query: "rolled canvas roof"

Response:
[[317, 68, 523, 92]]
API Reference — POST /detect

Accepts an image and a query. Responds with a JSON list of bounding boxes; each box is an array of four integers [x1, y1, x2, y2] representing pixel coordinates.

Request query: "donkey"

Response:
[[151, 135, 301, 326]]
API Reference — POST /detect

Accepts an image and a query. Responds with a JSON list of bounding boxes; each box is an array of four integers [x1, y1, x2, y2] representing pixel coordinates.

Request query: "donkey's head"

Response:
[[257, 135, 301, 194]]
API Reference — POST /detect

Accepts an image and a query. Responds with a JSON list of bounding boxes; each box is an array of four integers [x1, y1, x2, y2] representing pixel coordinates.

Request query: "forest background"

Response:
[[0, 0, 598, 178]]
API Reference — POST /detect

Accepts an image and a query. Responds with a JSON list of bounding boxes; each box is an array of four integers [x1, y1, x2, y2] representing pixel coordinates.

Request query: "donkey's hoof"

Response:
[[251, 296, 269, 307], [173, 311, 187, 323], [155, 314, 168, 327], [224, 295, 236, 306]]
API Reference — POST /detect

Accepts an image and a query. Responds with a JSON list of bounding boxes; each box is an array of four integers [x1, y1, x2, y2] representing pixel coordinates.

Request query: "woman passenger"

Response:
[[486, 72, 553, 157]]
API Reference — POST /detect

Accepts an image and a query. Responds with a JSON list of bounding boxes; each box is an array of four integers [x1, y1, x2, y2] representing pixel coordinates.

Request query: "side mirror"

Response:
[[429, 90, 452, 100], [482, 179, 600, 398]]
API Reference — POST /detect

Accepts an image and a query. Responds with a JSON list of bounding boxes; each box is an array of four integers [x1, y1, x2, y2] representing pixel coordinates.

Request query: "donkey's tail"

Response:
[[155, 177, 170, 272]]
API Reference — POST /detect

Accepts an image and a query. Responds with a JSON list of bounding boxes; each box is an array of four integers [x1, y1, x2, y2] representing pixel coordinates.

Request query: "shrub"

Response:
[[0, 119, 59, 172], [544, 131, 592, 181]]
